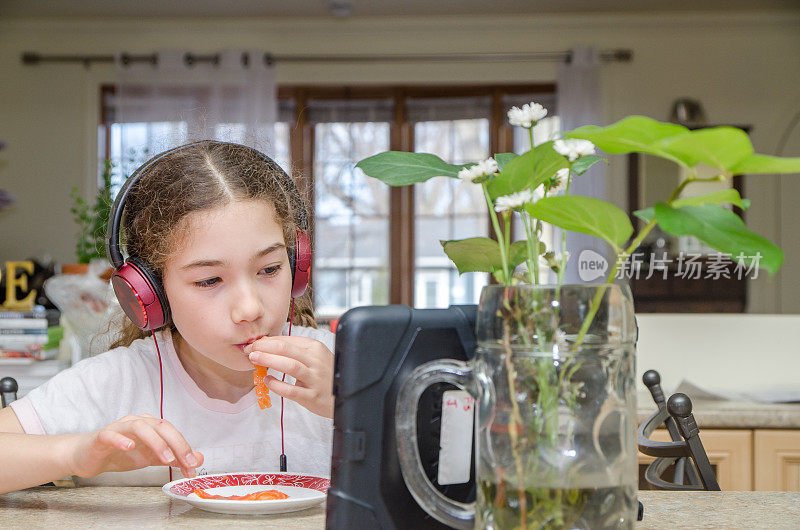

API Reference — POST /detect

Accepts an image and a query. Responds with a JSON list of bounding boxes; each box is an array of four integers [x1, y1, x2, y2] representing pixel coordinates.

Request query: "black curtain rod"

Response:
[[21, 50, 632, 68]]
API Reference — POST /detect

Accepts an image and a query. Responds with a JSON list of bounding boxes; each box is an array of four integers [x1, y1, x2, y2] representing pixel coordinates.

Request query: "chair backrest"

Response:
[[1, 377, 19, 408], [638, 372, 720, 491], [642, 370, 701, 486]]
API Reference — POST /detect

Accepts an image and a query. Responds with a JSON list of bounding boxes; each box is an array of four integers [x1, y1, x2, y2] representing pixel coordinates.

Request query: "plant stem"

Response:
[[574, 168, 705, 345], [502, 315, 528, 530], [503, 211, 513, 281], [574, 217, 657, 345], [523, 212, 539, 284], [557, 167, 573, 287], [483, 183, 510, 283], [667, 171, 717, 202]]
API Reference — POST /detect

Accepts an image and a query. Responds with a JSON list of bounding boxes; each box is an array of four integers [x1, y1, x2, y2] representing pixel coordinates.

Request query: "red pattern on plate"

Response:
[[170, 473, 330, 496]]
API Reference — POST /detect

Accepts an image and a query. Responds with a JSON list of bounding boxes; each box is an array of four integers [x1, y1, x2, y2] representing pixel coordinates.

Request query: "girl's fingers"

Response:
[[146, 418, 199, 471], [246, 337, 319, 365], [97, 428, 135, 452], [263, 374, 314, 402], [247, 335, 317, 353], [249, 352, 309, 381], [124, 419, 177, 465], [121, 419, 197, 477]]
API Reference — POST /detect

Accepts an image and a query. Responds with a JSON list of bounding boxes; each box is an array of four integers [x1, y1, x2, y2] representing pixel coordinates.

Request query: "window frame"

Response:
[[100, 82, 556, 308]]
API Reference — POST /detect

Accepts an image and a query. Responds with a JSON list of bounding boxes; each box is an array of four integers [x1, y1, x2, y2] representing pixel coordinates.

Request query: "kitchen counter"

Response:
[[637, 399, 800, 429], [1, 487, 798, 528]]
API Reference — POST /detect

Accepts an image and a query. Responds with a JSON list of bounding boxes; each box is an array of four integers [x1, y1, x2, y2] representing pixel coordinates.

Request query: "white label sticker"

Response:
[[438, 389, 474, 485]]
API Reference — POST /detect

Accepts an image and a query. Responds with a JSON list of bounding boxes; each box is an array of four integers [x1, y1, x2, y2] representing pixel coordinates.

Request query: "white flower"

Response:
[[494, 189, 534, 212], [507, 102, 548, 128], [458, 157, 498, 182], [548, 168, 570, 195], [532, 184, 545, 202], [553, 139, 596, 161]]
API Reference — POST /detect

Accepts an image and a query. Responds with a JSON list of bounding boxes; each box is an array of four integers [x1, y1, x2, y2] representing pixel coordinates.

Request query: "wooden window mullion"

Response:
[[290, 89, 317, 293], [389, 89, 414, 306]]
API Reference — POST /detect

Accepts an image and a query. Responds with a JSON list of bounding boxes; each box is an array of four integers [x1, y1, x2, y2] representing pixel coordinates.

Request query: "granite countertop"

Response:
[[637, 399, 800, 429], [1, 488, 799, 528], [0, 486, 324, 528]]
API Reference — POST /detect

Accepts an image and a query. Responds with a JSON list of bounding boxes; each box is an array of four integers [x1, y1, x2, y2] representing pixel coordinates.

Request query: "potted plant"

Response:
[[358, 109, 800, 528], [64, 159, 115, 276]]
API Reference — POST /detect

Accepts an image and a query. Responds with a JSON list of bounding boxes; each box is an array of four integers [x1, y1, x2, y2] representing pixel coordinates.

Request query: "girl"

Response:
[[0, 141, 335, 494]]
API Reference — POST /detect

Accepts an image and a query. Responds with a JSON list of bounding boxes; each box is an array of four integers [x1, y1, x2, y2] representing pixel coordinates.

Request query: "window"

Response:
[[309, 99, 393, 316], [99, 88, 293, 193], [100, 84, 557, 318], [410, 97, 492, 307]]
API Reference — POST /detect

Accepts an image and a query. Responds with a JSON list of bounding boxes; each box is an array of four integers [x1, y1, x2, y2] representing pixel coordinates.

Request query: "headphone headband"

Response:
[[106, 140, 309, 268]]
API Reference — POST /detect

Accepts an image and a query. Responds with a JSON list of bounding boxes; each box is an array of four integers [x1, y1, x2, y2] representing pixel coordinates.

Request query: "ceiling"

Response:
[[1, 0, 798, 18]]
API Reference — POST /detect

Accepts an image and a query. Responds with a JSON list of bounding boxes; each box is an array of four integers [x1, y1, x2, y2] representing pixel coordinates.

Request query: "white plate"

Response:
[[162, 471, 329, 515]]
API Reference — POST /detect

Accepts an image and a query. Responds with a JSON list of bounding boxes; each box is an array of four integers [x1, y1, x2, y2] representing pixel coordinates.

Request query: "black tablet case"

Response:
[[326, 304, 478, 529]]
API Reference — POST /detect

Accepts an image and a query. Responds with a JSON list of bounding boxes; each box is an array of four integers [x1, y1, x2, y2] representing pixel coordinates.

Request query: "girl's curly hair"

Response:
[[108, 140, 316, 350]]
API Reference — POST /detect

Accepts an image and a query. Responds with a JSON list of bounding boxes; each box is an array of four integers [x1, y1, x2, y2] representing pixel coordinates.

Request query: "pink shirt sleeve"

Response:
[[8, 397, 47, 435]]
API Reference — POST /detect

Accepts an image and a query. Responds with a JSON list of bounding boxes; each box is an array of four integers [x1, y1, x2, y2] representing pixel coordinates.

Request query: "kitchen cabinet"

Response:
[[754, 430, 800, 491]]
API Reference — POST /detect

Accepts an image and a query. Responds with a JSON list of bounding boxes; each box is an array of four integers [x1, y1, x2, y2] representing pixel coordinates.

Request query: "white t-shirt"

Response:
[[10, 323, 335, 486]]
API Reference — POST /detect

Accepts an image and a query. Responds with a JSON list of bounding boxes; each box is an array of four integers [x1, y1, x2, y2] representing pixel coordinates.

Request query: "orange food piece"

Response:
[[253, 366, 271, 409], [253, 366, 267, 385], [193, 488, 288, 500]]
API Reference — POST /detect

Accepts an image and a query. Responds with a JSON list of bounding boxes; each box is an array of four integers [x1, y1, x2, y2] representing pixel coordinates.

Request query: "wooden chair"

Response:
[[642, 370, 701, 486], [638, 371, 720, 491]]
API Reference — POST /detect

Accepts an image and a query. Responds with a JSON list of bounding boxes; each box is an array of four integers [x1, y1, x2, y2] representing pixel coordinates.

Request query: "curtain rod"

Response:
[[21, 49, 632, 68]]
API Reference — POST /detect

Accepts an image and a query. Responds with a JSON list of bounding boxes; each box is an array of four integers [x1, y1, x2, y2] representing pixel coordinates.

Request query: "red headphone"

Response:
[[105, 141, 311, 331]]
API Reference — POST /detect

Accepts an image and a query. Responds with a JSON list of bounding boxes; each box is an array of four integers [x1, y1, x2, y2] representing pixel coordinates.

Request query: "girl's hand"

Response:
[[67, 414, 204, 479], [246, 336, 334, 418]]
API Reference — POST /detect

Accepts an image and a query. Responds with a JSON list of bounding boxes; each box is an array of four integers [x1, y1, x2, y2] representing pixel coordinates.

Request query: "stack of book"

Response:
[[0, 306, 62, 360]]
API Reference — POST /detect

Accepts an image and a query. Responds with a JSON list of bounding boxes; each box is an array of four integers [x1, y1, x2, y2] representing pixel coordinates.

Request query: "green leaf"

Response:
[[634, 189, 751, 223], [355, 151, 470, 186], [525, 195, 633, 248], [654, 203, 783, 274], [566, 116, 692, 166], [494, 153, 519, 171], [660, 127, 753, 171], [508, 241, 533, 270], [440, 238, 534, 274], [571, 155, 606, 176], [487, 141, 568, 200], [441, 237, 503, 274], [730, 153, 800, 175], [673, 189, 750, 210]]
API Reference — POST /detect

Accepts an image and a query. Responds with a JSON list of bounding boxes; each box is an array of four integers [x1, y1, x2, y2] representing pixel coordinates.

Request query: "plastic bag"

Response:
[[43, 260, 119, 363]]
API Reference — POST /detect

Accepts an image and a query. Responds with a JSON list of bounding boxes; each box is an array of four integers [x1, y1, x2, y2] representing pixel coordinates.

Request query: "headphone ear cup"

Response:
[[110, 258, 171, 331], [291, 229, 311, 298]]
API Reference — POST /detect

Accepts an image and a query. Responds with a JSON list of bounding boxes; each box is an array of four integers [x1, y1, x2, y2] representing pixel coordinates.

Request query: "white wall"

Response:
[[1, 11, 799, 311], [636, 313, 800, 395]]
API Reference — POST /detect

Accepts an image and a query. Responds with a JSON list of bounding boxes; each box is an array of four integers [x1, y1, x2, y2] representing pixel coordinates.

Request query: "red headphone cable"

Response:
[[279, 299, 294, 472], [149, 330, 172, 482], [149, 299, 294, 479]]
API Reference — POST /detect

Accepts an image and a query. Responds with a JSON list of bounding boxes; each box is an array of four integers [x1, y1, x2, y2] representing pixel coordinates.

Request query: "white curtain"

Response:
[[556, 46, 611, 283], [107, 49, 277, 183]]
